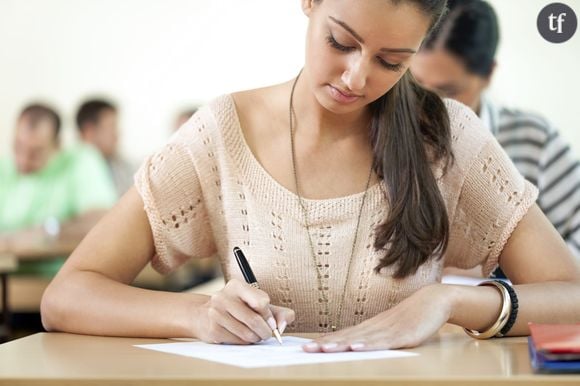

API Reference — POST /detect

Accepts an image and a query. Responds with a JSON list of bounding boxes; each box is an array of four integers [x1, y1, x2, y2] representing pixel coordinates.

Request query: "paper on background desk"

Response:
[[135, 336, 417, 368]]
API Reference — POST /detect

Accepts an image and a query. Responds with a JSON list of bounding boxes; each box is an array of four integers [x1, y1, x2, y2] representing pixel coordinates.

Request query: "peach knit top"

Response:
[[134, 95, 538, 333]]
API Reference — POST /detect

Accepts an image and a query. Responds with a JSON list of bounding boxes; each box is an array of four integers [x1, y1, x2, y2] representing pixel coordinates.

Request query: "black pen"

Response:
[[233, 246, 283, 344]]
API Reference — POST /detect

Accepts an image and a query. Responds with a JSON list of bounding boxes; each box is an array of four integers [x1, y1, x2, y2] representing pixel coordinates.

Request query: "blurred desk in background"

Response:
[[0, 254, 17, 342], [0, 238, 78, 342], [0, 238, 220, 342]]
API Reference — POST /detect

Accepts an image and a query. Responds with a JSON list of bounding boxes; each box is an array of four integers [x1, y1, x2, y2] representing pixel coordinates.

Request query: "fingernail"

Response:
[[350, 342, 365, 350], [322, 342, 338, 350], [267, 317, 277, 330], [304, 342, 319, 350], [279, 321, 287, 334]]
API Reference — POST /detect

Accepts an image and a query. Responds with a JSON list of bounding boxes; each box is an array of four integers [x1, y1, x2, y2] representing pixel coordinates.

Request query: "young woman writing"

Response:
[[42, 0, 580, 352]]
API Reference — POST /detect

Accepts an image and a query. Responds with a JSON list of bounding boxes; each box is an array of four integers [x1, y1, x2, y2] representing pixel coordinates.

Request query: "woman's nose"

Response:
[[341, 56, 369, 93]]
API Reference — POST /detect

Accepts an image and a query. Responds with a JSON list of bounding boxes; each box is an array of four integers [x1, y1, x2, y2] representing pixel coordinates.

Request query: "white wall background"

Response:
[[1, 0, 579, 163], [486, 0, 580, 152]]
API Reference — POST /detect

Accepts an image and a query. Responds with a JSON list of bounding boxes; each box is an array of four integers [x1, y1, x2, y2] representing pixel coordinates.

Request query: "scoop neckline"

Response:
[[223, 93, 384, 205]]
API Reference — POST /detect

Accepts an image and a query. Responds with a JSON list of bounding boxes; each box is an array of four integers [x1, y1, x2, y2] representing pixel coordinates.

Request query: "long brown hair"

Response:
[[371, 73, 452, 278], [370, 0, 452, 278], [309, 0, 452, 277]]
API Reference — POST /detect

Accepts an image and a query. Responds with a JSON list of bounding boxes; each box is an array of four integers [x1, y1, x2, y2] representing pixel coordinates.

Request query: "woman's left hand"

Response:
[[303, 283, 454, 352]]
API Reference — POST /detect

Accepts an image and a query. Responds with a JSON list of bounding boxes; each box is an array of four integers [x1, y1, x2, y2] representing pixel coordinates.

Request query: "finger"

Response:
[[311, 325, 357, 346], [307, 325, 369, 352], [209, 322, 250, 345], [216, 308, 263, 343], [348, 338, 401, 351], [305, 330, 354, 353], [228, 280, 278, 332], [320, 330, 405, 352], [302, 341, 322, 352], [270, 305, 296, 334], [223, 297, 272, 341], [303, 340, 350, 353]]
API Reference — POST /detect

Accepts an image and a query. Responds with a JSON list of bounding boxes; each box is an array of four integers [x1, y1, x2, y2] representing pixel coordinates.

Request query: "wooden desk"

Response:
[[0, 326, 578, 385]]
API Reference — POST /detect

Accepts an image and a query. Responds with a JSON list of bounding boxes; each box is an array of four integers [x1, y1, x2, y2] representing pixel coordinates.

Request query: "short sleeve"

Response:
[[444, 107, 539, 276], [134, 127, 217, 274], [69, 145, 117, 213]]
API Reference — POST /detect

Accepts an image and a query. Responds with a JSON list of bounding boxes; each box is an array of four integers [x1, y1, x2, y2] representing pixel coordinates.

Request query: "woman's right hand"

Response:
[[195, 279, 295, 344]]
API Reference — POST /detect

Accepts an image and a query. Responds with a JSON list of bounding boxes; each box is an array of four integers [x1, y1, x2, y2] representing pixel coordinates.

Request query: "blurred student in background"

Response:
[[0, 103, 116, 276], [76, 99, 135, 197], [411, 0, 580, 262], [173, 107, 198, 133]]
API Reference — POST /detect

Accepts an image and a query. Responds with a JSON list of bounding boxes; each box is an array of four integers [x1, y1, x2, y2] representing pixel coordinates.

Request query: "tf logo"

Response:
[[537, 2, 577, 43]]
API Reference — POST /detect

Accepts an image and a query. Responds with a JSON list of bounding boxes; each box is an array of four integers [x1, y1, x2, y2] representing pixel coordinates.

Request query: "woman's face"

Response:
[[302, 0, 431, 115], [410, 48, 491, 113]]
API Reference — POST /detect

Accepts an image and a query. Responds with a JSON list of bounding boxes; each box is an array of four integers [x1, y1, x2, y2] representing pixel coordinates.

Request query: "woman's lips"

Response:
[[327, 85, 361, 104]]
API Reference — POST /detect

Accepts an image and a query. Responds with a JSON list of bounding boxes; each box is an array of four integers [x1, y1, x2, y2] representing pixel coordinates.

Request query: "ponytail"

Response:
[[371, 72, 453, 278]]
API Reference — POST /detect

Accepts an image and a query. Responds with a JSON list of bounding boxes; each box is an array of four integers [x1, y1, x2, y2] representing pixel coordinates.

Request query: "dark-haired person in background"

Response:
[[76, 99, 135, 198], [411, 0, 580, 265], [0, 103, 116, 276]]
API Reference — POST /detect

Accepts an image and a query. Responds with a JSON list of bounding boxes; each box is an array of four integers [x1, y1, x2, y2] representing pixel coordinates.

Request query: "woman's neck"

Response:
[[289, 71, 371, 145]]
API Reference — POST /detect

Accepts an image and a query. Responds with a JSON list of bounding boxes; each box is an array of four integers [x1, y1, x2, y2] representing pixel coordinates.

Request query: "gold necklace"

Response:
[[288, 71, 373, 332]]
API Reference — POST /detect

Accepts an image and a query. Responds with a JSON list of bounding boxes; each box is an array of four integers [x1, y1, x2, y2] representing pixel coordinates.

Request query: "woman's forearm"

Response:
[[447, 281, 580, 336], [41, 270, 209, 338]]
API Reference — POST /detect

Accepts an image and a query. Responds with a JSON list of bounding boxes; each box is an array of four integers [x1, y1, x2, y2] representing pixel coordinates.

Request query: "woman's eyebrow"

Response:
[[328, 15, 417, 54]]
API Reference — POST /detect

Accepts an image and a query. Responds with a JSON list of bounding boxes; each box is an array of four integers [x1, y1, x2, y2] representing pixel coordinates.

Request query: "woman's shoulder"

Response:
[[174, 84, 286, 143], [229, 83, 289, 157], [442, 98, 496, 167], [230, 83, 287, 109], [169, 94, 239, 151], [434, 98, 501, 200], [230, 84, 288, 132], [443, 98, 491, 141], [165, 84, 287, 170]]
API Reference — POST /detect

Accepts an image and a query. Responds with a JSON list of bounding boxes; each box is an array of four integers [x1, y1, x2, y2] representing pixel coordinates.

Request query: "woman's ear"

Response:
[[302, 0, 315, 17]]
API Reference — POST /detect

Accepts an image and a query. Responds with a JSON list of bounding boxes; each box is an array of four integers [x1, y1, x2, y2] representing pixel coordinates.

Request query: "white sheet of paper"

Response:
[[135, 336, 418, 368], [441, 274, 485, 286]]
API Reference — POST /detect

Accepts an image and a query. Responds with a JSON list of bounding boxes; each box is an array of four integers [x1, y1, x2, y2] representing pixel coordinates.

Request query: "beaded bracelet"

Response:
[[492, 280, 519, 337], [464, 280, 511, 339]]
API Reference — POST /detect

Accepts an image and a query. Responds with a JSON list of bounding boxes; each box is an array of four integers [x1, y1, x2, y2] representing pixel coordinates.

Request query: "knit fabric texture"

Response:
[[134, 95, 538, 332]]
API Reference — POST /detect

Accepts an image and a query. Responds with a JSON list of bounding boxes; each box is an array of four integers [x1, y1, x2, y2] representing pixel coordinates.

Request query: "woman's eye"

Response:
[[326, 34, 354, 52], [326, 33, 403, 72], [377, 57, 403, 72]]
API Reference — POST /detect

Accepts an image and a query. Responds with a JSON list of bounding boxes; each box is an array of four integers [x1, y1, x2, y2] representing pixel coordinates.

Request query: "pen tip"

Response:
[[273, 328, 283, 345]]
